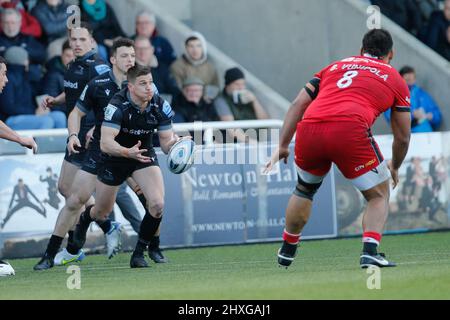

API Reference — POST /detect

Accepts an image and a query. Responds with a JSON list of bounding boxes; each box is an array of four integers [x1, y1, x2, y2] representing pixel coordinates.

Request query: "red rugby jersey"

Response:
[[302, 55, 411, 127]]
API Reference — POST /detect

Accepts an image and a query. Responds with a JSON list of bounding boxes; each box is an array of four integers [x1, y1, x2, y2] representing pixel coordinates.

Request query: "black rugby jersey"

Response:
[[76, 70, 123, 150], [64, 50, 110, 141], [102, 88, 174, 159]]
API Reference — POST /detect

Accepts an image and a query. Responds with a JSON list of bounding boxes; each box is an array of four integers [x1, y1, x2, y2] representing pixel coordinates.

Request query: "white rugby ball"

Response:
[[167, 139, 195, 174], [0, 260, 15, 277]]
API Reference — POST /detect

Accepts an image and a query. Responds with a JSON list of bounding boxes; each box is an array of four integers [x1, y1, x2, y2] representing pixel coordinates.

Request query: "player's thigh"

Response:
[[295, 123, 332, 177], [58, 160, 80, 196], [131, 166, 165, 205], [92, 179, 120, 218]]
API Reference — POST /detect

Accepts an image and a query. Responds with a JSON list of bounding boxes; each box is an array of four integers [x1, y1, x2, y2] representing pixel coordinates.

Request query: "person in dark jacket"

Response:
[[134, 36, 180, 98], [132, 11, 176, 66], [0, 8, 46, 93], [172, 76, 218, 123], [42, 40, 74, 114], [80, 0, 126, 61], [0, 46, 66, 129], [425, 0, 450, 52], [31, 0, 69, 45], [371, 0, 423, 35], [0, 0, 42, 38]]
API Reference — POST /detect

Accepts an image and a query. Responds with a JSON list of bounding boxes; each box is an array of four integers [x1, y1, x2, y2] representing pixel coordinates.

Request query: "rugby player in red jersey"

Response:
[[265, 29, 411, 268]]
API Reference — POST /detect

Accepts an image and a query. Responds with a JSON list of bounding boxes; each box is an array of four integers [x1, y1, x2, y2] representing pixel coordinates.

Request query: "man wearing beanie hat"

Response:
[[0, 46, 66, 130], [215, 67, 268, 122], [171, 75, 219, 124]]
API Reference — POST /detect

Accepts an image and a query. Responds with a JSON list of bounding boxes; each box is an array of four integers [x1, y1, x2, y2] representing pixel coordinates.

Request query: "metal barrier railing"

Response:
[[11, 120, 284, 155]]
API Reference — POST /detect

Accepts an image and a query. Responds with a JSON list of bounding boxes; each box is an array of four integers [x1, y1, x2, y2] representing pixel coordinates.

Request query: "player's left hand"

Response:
[[388, 161, 399, 189], [85, 127, 95, 149], [263, 146, 290, 174]]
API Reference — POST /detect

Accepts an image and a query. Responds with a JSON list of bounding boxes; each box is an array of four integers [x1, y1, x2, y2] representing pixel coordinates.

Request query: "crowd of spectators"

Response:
[[0, 0, 269, 137], [369, 0, 450, 60]]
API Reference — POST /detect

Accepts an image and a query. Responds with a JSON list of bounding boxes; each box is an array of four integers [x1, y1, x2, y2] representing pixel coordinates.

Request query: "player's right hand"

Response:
[[388, 161, 399, 189], [19, 136, 38, 154], [263, 146, 290, 174], [126, 140, 151, 163], [41, 96, 56, 110], [68, 135, 81, 155]]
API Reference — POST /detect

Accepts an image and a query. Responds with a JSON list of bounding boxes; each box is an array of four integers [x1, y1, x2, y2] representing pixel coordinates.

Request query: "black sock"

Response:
[[97, 219, 112, 234], [80, 205, 94, 228], [67, 230, 74, 244], [46, 235, 64, 258], [363, 242, 378, 255], [138, 212, 162, 243], [66, 241, 80, 255], [134, 238, 149, 255], [148, 235, 160, 250], [137, 193, 147, 209]]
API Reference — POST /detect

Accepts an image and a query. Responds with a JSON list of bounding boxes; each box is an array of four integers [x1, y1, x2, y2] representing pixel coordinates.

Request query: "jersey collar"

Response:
[[126, 90, 152, 113], [76, 50, 96, 62]]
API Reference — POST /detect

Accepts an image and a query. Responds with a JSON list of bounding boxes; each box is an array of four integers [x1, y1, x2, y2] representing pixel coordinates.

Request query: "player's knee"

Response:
[[293, 176, 322, 201], [148, 200, 164, 218], [66, 194, 88, 212]]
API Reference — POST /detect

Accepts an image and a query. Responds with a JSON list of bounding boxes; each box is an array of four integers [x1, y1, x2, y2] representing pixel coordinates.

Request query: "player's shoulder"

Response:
[[86, 54, 110, 75], [152, 94, 174, 118], [90, 71, 113, 86], [109, 88, 131, 109]]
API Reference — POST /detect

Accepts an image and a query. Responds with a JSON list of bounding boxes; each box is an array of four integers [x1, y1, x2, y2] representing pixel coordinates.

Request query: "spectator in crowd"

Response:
[[80, 0, 126, 61], [0, 46, 66, 129], [370, 0, 423, 36], [42, 40, 74, 114], [425, 0, 450, 53], [134, 36, 179, 98], [170, 32, 219, 99], [133, 11, 176, 66], [437, 25, 450, 59], [171, 76, 218, 123], [0, 0, 42, 38], [214, 67, 269, 122], [0, 8, 46, 93], [384, 66, 442, 133], [31, 0, 69, 47]]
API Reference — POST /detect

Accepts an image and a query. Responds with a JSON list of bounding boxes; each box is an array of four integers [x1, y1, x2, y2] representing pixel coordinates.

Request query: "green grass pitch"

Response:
[[1, 232, 449, 299]]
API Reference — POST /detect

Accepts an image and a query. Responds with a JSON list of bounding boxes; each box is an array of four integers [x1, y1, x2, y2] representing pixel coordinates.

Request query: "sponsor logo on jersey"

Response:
[[79, 85, 88, 101], [105, 89, 111, 96], [64, 80, 78, 89], [95, 64, 110, 75], [104, 104, 117, 121], [162, 101, 174, 117]]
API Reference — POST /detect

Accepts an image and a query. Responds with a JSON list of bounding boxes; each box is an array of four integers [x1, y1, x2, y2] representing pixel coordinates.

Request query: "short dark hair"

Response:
[[399, 65, 415, 76], [127, 64, 152, 83], [185, 36, 199, 46], [111, 38, 135, 56], [62, 39, 71, 52], [68, 21, 93, 38], [362, 29, 393, 58], [0, 56, 6, 66]]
